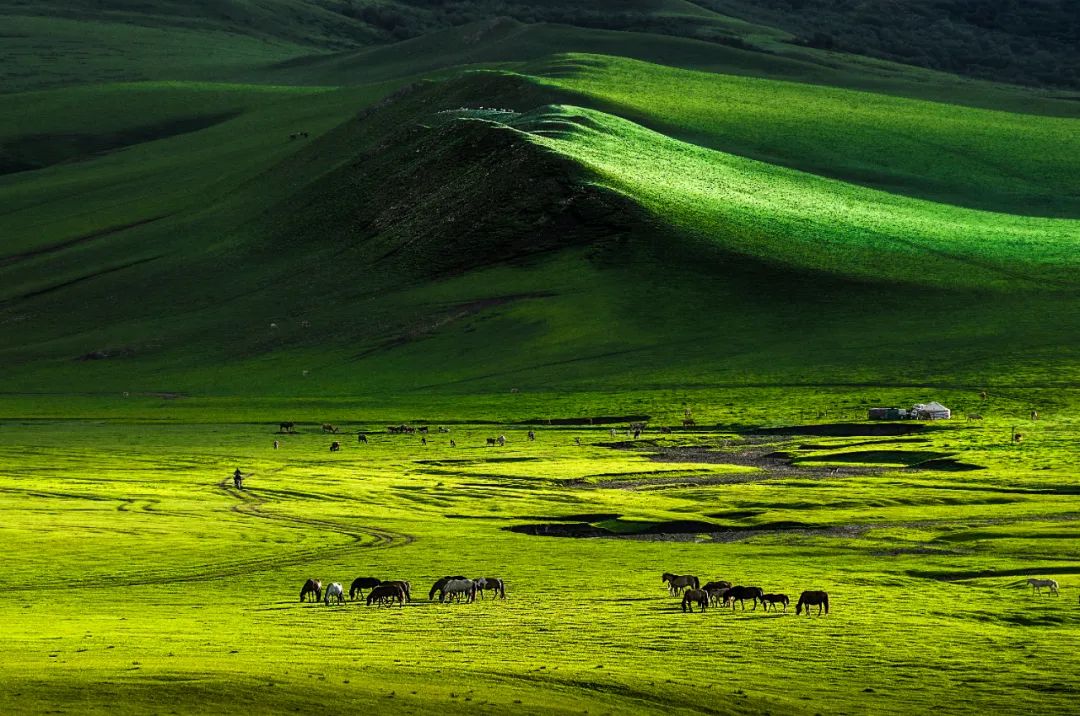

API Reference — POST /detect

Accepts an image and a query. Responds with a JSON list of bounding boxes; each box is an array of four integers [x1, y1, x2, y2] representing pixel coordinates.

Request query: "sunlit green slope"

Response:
[[2, 66, 1078, 395]]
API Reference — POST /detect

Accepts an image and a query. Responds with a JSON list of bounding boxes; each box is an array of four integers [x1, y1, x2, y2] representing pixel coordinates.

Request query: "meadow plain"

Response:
[[3, 4, 1080, 713], [1, 388, 1077, 714]]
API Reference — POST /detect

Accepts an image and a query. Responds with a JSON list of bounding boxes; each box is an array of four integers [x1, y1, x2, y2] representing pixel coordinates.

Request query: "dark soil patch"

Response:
[[751, 422, 934, 436]]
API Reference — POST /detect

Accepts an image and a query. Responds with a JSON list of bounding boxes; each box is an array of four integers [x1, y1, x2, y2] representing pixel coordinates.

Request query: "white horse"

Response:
[[1027, 578, 1059, 595], [324, 582, 345, 605], [442, 578, 476, 603]]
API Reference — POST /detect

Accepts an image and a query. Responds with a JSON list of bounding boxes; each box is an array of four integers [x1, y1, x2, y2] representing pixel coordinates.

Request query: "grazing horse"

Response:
[[1027, 578, 1059, 595], [382, 580, 411, 602], [324, 582, 345, 605], [497, 435, 506, 446], [474, 577, 506, 599], [329, 441, 341, 452], [299, 578, 322, 603], [349, 577, 381, 600], [725, 586, 764, 611], [760, 593, 790, 612], [486, 437, 497, 447], [796, 590, 830, 616], [429, 576, 468, 601], [366, 584, 405, 607], [279, 422, 296, 433], [527, 431, 535, 441], [418, 426, 429, 434], [682, 588, 709, 613], [662, 573, 700, 596], [322, 423, 338, 433], [357, 433, 368, 443], [441, 579, 476, 603], [703, 581, 732, 604]]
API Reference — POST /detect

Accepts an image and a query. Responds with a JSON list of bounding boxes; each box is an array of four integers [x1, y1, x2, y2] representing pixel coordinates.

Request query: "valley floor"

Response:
[[0, 388, 1078, 714]]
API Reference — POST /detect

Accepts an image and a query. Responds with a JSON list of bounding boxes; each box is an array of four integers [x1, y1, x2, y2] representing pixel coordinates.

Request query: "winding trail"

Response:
[[0, 477, 411, 592]]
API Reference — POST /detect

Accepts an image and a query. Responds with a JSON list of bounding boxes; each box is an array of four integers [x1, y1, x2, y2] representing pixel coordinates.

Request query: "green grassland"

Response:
[[3, 4, 1080, 712], [0, 391, 1077, 714]]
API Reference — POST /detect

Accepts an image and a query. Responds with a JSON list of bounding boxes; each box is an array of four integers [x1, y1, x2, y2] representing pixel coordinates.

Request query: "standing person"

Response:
[[233, 468, 244, 489]]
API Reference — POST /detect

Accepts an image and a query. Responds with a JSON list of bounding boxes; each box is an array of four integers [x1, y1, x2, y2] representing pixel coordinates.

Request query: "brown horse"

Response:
[[703, 581, 732, 604], [796, 590, 829, 616], [682, 588, 709, 612], [349, 577, 381, 600], [760, 593, 790, 612], [366, 584, 405, 607], [278, 422, 296, 433], [724, 586, 764, 610], [299, 578, 322, 602], [382, 580, 411, 601], [662, 573, 700, 596]]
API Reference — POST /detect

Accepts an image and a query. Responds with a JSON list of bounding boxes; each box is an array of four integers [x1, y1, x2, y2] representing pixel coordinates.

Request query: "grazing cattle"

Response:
[[486, 437, 497, 447], [324, 582, 345, 605], [1027, 578, 1059, 595], [725, 586, 764, 611], [322, 424, 338, 434], [349, 577, 381, 600], [796, 590, 830, 616], [330, 441, 341, 452], [279, 422, 296, 433], [682, 588, 709, 613], [662, 573, 700, 596], [300, 578, 322, 603], [366, 584, 405, 607], [357, 433, 368, 443], [760, 593, 790, 612]]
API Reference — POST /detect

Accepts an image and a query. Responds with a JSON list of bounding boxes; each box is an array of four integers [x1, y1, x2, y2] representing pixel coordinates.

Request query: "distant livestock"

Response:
[[324, 582, 345, 605], [278, 422, 296, 433], [796, 591, 830, 616], [329, 441, 341, 452], [1028, 578, 1059, 595], [300, 579, 322, 603], [662, 573, 699, 596]]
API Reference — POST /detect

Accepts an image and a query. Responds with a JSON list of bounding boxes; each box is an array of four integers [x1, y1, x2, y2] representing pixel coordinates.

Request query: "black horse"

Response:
[[724, 585, 764, 610], [357, 433, 368, 443], [760, 593, 790, 612], [330, 441, 341, 452], [278, 421, 296, 433], [349, 577, 381, 600], [428, 575, 468, 601], [299, 578, 322, 603], [796, 590, 830, 616], [366, 584, 405, 607]]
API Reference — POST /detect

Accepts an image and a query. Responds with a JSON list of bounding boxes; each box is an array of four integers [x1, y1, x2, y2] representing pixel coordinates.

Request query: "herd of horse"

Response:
[[662, 573, 829, 615], [300, 576, 507, 607]]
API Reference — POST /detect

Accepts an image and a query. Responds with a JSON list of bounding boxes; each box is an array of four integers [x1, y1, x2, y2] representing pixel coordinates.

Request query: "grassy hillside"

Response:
[[2, 67, 1078, 396]]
